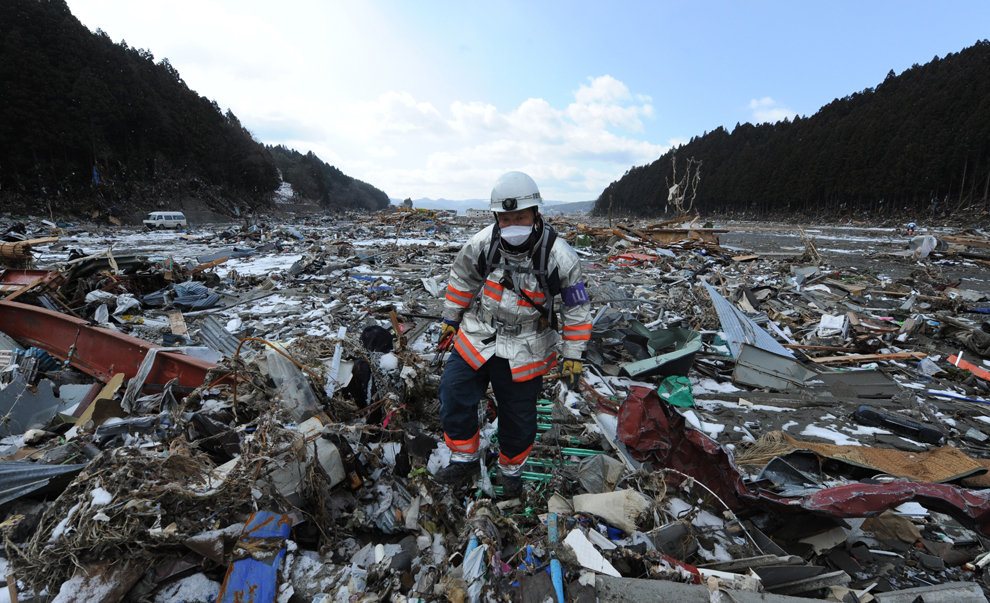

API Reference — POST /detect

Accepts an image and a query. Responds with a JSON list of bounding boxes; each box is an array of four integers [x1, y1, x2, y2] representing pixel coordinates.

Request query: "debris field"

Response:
[[4, 212, 990, 602]]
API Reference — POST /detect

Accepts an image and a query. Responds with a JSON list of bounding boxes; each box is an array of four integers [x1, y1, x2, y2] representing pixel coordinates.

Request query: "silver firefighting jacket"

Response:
[[442, 222, 592, 381]]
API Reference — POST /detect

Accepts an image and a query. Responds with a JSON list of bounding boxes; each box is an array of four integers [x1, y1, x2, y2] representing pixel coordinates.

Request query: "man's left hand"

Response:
[[561, 358, 582, 390]]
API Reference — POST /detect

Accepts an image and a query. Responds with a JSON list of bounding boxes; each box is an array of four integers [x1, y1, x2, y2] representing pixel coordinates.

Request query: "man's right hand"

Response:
[[440, 319, 459, 347]]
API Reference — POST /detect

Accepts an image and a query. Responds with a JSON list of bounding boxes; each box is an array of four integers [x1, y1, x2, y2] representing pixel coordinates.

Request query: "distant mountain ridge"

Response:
[[595, 40, 990, 220], [392, 198, 594, 215], [269, 146, 389, 212]]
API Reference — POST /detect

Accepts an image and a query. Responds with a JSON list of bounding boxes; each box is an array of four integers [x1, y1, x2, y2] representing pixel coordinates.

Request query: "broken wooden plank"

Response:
[[810, 352, 926, 365], [389, 310, 406, 350], [732, 254, 760, 262], [167, 310, 188, 336], [782, 344, 860, 352], [1, 277, 43, 301], [942, 235, 990, 249], [824, 278, 866, 294], [187, 257, 228, 273], [75, 373, 125, 427]]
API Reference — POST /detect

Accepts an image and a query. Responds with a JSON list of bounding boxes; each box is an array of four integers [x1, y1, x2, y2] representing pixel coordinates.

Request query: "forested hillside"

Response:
[[0, 0, 281, 214], [0, 0, 389, 216], [595, 40, 990, 221], [268, 146, 390, 212]]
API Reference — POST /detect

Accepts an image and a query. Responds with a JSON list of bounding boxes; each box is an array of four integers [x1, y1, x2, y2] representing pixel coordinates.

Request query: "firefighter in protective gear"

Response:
[[434, 171, 592, 499]]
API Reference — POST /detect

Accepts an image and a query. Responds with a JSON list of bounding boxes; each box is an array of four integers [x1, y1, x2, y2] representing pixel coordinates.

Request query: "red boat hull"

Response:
[[0, 300, 215, 389]]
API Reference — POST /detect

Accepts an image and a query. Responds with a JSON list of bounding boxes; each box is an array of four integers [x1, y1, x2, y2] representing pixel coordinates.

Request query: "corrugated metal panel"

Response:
[[703, 282, 793, 358], [139, 289, 167, 307], [814, 370, 901, 397], [172, 293, 222, 311], [0, 461, 85, 505], [173, 282, 209, 297], [0, 331, 24, 351], [199, 315, 246, 359], [0, 375, 63, 437], [733, 344, 817, 390]]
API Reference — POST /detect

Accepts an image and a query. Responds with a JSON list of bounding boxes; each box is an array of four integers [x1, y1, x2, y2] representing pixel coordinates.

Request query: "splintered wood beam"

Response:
[[810, 352, 926, 365]]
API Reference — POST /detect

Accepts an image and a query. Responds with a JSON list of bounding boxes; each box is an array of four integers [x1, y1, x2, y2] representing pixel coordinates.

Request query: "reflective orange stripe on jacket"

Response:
[[562, 323, 592, 341], [483, 280, 504, 302], [516, 289, 546, 308], [454, 331, 486, 370], [445, 285, 473, 307], [510, 352, 557, 382]]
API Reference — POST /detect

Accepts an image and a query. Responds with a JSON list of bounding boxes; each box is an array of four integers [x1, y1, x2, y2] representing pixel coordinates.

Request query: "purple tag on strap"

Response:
[[562, 282, 589, 306]]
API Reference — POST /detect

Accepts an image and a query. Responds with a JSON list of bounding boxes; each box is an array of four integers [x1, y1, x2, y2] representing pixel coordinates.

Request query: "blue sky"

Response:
[[66, 0, 990, 201]]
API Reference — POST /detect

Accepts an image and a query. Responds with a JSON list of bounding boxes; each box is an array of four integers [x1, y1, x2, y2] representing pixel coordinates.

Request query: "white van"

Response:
[[143, 211, 187, 229]]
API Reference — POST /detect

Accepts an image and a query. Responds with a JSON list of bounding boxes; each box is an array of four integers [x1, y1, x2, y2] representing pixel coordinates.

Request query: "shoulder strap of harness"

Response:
[[478, 222, 560, 329], [480, 222, 557, 287]]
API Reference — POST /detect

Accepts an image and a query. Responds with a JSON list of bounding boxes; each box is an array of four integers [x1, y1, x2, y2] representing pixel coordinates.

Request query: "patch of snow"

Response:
[[51, 567, 118, 603], [89, 488, 112, 506], [152, 573, 221, 603], [49, 502, 82, 542], [693, 378, 740, 395], [697, 399, 792, 413], [667, 498, 692, 519], [711, 541, 733, 562], [800, 425, 863, 446], [694, 510, 725, 527], [682, 410, 725, 438], [352, 238, 450, 247], [936, 413, 957, 426], [845, 425, 890, 436], [221, 254, 303, 277]]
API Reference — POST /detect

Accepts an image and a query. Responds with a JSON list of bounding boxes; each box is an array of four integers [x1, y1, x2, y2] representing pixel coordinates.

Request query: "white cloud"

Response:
[[574, 75, 630, 104], [748, 97, 797, 124], [290, 76, 671, 201], [333, 91, 449, 138], [65, 2, 670, 202], [366, 146, 397, 158]]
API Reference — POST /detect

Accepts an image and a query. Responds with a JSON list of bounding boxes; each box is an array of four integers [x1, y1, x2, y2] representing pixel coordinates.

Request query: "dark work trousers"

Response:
[[439, 349, 542, 469]]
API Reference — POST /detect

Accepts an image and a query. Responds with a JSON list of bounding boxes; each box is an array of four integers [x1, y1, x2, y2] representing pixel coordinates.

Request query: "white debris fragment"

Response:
[[427, 443, 452, 474]]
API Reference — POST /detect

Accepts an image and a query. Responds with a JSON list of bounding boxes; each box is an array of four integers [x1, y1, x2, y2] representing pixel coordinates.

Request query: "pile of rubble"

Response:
[[3, 212, 990, 602]]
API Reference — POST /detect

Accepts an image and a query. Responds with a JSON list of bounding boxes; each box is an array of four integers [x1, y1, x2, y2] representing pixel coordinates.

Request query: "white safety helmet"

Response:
[[490, 171, 542, 213]]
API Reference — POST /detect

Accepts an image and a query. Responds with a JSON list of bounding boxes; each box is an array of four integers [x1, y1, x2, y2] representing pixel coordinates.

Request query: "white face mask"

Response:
[[500, 224, 532, 246]]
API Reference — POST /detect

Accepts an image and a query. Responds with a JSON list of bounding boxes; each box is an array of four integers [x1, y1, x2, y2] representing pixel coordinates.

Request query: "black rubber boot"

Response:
[[434, 461, 478, 484], [500, 474, 523, 500]]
